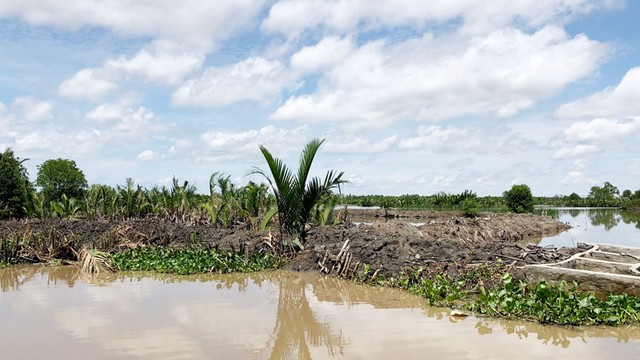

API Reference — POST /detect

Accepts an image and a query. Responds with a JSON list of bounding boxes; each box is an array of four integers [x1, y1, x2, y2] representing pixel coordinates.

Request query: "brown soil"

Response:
[[288, 210, 575, 277], [0, 210, 574, 278]]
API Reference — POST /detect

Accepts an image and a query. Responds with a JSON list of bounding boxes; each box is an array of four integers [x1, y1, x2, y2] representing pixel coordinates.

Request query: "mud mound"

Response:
[[0, 219, 261, 254], [286, 212, 573, 277]]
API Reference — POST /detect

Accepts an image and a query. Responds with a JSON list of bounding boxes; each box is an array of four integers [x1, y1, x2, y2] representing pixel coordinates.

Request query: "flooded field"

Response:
[[1, 266, 640, 359], [538, 208, 640, 248]]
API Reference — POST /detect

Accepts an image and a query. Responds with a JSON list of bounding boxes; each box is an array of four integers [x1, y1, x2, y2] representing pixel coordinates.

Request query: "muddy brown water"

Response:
[[2, 266, 640, 359]]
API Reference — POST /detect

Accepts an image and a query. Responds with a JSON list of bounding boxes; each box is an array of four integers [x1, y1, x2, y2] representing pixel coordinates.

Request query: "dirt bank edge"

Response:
[[1, 211, 572, 278]]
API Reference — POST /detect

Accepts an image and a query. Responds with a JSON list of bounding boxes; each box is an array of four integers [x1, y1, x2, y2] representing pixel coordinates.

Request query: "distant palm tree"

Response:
[[254, 139, 346, 248]]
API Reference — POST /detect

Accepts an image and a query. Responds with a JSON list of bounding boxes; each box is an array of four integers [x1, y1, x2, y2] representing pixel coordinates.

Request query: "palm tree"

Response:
[[254, 139, 346, 247]]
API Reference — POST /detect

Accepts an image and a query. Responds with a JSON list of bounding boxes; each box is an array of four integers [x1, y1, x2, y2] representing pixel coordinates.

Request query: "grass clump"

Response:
[[111, 247, 282, 275]]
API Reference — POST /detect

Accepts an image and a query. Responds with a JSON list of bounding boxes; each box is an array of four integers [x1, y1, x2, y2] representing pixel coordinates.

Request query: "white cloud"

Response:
[[560, 159, 593, 185], [137, 150, 164, 162], [564, 117, 640, 143], [46, 1, 266, 102], [0, 0, 266, 50], [272, 26, 608, 129], [58, 68, 118, 101], [323, 134, 397, 154], [105, 107, 158, 139], [199, 125, 309, 161], [13, 130, 59, 153], [173, 57, 298, 107], [262, 0, 619, 36], [556, 67, 640, 119], [553, 117, 640, 160], [8, 97, 53, 122], [61, 43, 205, 101], [86, 96, 139, 122], [399, 125, 484, 153], [290, 37, 354, 74], [169, 139, 193, 154], [553, 144, 599, 159], [103, 41, 205, 85]]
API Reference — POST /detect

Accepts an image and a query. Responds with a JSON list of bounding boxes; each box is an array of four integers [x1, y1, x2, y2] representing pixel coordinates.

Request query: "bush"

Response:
[[503, 184, 534, 213], [462, 197, 479, 217]]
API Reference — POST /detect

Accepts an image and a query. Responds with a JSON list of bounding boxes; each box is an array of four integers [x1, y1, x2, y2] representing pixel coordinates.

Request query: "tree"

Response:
[[503, 184, 534, 213], [36, 158, 88, 205], [0, 148, 32, 219], [255, 139, 347, 246], [566, 192, 583, 207], [587, 181, 620, 207]]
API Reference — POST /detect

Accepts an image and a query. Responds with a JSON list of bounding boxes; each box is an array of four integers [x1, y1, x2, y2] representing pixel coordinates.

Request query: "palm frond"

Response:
[[296, 139, 324, 191]]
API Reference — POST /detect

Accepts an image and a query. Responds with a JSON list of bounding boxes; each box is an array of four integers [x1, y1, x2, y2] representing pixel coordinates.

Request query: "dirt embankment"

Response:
[[289, 210, 574, 277], [1, 210, 573, 277]]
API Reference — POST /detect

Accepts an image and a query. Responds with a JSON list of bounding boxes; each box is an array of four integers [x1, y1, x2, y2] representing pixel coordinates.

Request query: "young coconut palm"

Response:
[[255, 139, 346, 249]]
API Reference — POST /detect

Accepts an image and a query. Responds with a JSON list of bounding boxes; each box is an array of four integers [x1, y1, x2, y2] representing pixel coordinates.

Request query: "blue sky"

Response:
[[1, 0, 639, 196]]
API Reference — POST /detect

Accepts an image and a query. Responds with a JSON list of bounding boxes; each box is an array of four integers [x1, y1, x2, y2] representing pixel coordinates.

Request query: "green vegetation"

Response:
[[340, 191, 504, 212], [341, 181, 640, 212], [586, 181, 620, 207], [111, 247, 281, 275], [536, 182, 640, 209], [255, 138, 347, 246], [503, 184, 534, 213], [358, 266, 640, 326], [0, 148, 32, 219], [36, 158, 88, 207], [471, 274, 639, 325]]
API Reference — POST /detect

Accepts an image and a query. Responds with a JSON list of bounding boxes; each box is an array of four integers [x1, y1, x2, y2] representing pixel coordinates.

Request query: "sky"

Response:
[[1, 0, 639, 197]]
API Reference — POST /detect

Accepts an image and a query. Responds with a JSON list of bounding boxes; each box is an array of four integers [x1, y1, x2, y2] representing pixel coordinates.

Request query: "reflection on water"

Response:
[[1, 266, 640, 359], [537, 208, 640, 248]]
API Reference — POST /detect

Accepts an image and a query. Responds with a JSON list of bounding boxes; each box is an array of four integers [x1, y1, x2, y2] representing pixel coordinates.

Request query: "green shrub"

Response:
[[503, 184, 534, 213]]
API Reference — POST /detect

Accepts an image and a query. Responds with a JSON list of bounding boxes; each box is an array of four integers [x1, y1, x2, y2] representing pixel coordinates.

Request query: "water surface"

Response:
[[1, 266, 640, 359], [537, 208, 640, 248]]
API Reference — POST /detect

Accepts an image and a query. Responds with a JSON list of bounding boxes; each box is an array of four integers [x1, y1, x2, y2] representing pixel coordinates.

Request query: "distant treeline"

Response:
[[339, 181, 640, 211]]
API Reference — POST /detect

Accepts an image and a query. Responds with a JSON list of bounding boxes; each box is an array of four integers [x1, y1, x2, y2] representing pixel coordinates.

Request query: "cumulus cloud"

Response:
[[169, 140, 193, 154], [564, 117, 640, 143], [262, 0, 619, 36], [0, 0, 266, 50], [560, 159, 592, 185], [0, 97, 54, 150], [198, 125, 309, 162], [137, 150, 164, 162], [86, 95, 140, 122], [556, 67, 640, 119], [290, 37, 354, 74], [60, 42, 205, 101], [44, 1, 265, 101], [272, 26, 608, 129], [399, 125, 485, 153], [7, 97, 53, 122], [553, 144, 599, 159], [103, 42, 205, 85], [323, 134, 397, 154], [173, 57, 298, 107], [58, 68, 118, 101], [554, 117, 640, 159]]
